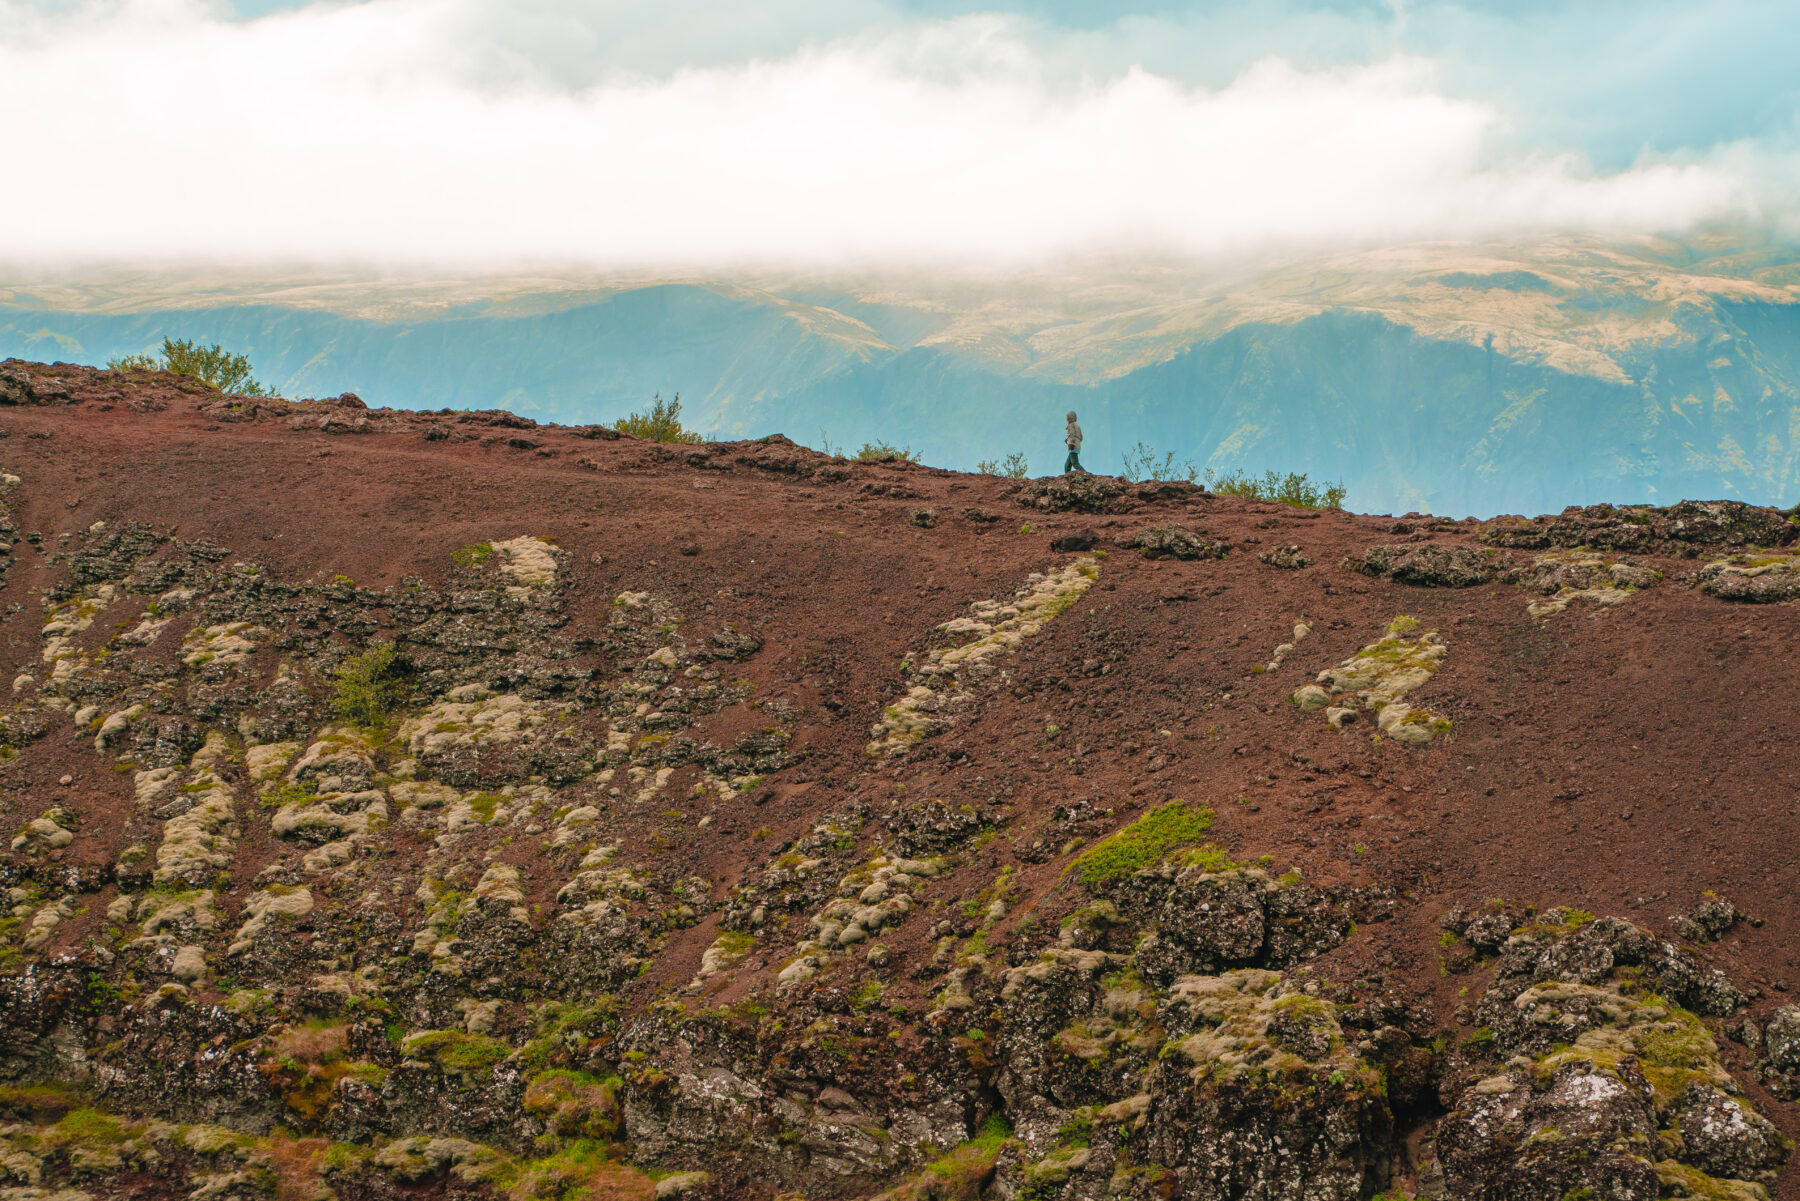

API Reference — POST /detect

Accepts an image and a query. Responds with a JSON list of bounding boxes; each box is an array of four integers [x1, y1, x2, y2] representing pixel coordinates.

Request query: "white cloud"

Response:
[[0, 0, 1769, 267]]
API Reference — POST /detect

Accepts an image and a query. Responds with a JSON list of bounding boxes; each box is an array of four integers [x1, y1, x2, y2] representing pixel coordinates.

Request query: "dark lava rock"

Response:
[[1050, 529, 1097, 552], [1341, 543, 1507, 587], [1123, 524, 1228, 561]]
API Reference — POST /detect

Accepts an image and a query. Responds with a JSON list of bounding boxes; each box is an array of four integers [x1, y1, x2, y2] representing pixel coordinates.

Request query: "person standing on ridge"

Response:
[[1064, 410, 1084, 474]]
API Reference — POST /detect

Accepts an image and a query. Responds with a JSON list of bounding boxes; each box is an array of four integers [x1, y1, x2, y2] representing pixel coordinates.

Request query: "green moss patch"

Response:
[[1074, 803, 1215, 886], [399, 1029, 516, 1079], [452, 541, 494, 567]]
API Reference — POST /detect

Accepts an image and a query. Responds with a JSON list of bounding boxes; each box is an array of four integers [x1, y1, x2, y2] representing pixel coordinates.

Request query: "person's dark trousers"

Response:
[[1064, 450, 1083, 473]]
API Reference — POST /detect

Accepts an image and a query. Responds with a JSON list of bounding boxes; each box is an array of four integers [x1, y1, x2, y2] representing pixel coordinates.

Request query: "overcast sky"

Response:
[[3, 0, 1796, 267]]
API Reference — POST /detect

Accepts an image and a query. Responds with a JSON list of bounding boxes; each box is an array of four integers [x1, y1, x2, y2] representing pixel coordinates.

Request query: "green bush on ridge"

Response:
[[109, 337, 269, 396], [1205, 468, 1347, 510], [1120, 441, 1346, 509], [616, 393, 703, 443], [976, 452, 1030, 478], [857, 439, 922, 462]]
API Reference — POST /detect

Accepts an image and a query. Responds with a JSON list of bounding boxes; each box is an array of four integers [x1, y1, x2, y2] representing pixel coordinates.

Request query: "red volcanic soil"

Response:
[[4, 358, 1800, 1195]]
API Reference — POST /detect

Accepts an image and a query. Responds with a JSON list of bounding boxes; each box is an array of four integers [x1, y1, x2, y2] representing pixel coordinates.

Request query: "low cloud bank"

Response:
[[0, 0, 1779, 266]]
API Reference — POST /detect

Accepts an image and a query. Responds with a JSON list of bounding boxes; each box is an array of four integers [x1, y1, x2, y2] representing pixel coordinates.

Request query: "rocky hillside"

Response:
[[2, 358, 1799, 1201]]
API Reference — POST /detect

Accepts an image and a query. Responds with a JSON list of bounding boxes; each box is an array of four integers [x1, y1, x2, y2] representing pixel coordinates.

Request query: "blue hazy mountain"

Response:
[[4, 231, 1799, 516]]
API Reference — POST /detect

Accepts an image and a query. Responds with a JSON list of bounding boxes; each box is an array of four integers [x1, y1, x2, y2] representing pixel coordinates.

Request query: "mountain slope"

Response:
[[0, 283, 891, 425], [1, 360, 1799, 1201], [4, 233, 1800, 514]]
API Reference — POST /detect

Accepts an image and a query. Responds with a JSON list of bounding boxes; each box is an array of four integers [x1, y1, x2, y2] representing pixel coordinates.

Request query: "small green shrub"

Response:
[[452, 541, 493, 567], [1205, 467, 1347, 510], [109, 337, 269, 396], [857, 440, 921, 462], [976, 451, 1030, 478], [1073, 803, 1215, 885], [330, 644, 406, 731], [616, 393, 702, 443], [1121, 442, 1199, 483]]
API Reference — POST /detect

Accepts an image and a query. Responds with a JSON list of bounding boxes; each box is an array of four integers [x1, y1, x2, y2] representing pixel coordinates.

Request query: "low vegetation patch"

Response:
[[109, 336, 270, 396], [399, 1029, 516, 1079], [1120, 442, 1199, 483], [976, 452, 1029, 478], [330, 643, 407, 731], [857, 439, 922, 462], [452, 541, 494, 567], [1074, 802, 1215, 885], [928, 1113, 1013, 1182], [1205, 468, 1347, 510], [616, 393, 702, 443], [522, 1069, 624, 1139], [1117, 444, 1344, 508]]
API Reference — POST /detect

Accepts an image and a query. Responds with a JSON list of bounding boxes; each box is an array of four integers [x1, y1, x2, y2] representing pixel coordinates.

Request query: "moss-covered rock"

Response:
[[1434, 910, 1782, 1201], [1293, 617, 1452, 746], [1697, 552, 1800, 602]]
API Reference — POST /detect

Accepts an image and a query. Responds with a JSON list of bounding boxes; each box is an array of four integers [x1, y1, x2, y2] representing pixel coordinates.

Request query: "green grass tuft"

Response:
[[400, 1030, 515, 1078]]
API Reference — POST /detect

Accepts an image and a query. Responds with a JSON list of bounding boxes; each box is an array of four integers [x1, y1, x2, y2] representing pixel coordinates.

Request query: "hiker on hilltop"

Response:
[[1064, 410, 1084, 474]]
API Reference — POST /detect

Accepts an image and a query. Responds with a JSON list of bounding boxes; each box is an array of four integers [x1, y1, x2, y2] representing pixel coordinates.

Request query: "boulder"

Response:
[[1122, 524, 1228, 561], [1341, 543, 1505, 587]]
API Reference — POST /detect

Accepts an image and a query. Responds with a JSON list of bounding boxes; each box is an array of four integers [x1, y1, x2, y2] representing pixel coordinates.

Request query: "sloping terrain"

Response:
[[2, 359, 1799, 1201]]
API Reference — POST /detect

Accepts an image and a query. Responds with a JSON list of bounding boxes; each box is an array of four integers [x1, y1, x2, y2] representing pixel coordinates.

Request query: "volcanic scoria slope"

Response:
[[1, 358, 1799, 1201]]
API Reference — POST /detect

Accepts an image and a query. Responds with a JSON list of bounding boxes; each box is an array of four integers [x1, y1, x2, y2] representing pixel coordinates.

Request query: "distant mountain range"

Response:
[[6, 229, 1800, 516]]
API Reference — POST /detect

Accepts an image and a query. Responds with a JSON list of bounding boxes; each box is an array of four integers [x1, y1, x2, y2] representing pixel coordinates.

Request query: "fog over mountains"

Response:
[[6, 229, 1800, 517]]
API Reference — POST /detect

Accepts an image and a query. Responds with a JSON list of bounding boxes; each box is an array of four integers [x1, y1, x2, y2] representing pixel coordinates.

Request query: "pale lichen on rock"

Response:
[[227, 885, 314, 956], [1697, 552, 1800, 603], [1508, 550, 1661, 617], [490, 535, 560, 598], [1292, 616, 1451, 745], [869, 558, 1098, 755], [181, 621, 269, 667]]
